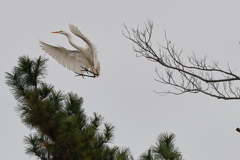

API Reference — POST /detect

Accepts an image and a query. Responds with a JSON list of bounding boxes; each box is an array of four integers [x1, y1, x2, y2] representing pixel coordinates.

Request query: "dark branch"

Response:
[[123, 20, 240, 100], [75, 66, 99, 78]]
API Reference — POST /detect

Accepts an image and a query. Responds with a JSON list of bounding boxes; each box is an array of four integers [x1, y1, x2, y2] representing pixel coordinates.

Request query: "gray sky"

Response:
[[1, 1, 240, 159]]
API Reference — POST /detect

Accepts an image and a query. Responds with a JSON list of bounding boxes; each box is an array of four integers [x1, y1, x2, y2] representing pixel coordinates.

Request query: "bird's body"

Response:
[[40, 24, 100, 77]]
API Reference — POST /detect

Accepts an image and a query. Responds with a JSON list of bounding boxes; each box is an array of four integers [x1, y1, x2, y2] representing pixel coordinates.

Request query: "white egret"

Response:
[[39, 24, 100, 78]]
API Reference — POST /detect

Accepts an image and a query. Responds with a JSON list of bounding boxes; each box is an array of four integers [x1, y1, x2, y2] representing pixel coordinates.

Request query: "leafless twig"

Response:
[[123, 20, 240, 100]]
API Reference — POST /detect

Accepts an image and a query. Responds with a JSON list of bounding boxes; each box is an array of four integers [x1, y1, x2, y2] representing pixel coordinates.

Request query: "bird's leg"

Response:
[[74, 66, 97, 78], [81, 66, 90, 74], [74, 72, 97, 78], [80, 66, 93, 74], [76, 66, 99, 77]]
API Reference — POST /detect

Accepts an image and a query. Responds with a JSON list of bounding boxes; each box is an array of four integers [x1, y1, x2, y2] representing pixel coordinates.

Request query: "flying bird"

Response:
[[39, 24, 100, 78]]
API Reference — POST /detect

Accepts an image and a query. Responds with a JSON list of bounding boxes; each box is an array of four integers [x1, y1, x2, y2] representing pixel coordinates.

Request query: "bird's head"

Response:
[[51, 30, 67, 35]]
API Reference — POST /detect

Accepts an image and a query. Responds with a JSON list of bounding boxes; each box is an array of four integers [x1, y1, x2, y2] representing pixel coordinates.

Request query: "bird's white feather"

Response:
[[39, 41, 90, 74], [39, 24, 100, 77], [69, 24, 100, 71]]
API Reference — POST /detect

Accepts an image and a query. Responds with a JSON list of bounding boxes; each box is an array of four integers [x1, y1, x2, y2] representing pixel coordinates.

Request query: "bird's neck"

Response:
[[65, 32, 87, 52]]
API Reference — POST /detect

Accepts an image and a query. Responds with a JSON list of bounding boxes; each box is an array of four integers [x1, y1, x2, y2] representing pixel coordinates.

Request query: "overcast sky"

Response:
[[1, 1, 240, 160]]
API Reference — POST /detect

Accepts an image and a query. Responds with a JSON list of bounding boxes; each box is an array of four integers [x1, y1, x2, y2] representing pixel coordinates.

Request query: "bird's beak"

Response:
[[51, 31, 61, 33]]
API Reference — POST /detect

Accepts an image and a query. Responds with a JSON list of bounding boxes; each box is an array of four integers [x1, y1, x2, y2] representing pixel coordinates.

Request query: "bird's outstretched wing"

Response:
[[69, 24, 99, 69], [39, 41, 90, 74]]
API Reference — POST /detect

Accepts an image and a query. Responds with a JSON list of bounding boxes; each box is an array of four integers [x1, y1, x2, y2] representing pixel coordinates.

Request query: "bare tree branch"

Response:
[[123, 20, 240, 100]]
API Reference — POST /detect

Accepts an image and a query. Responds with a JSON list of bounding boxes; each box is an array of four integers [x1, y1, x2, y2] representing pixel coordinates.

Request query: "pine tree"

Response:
[[5, 55, 133, 160], [139, 133, 184, 160], [6, 55, 185, 160]]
